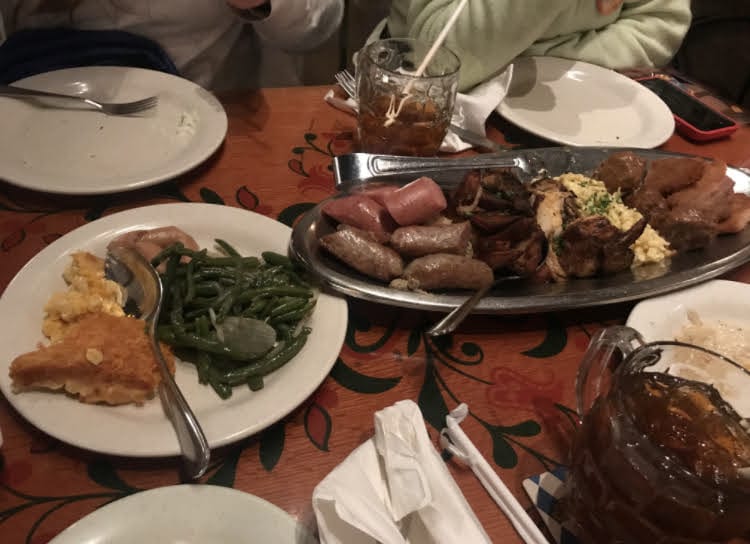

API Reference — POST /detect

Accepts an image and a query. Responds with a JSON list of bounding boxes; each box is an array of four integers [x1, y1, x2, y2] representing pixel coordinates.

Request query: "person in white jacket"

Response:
[[0, 0, 344, 89]]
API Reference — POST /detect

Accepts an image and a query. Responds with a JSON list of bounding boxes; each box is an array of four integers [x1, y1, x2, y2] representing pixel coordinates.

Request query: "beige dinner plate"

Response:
[[0, 203, 348, 457], [0, 66, 227, 194], [497, 56, 675, 147]]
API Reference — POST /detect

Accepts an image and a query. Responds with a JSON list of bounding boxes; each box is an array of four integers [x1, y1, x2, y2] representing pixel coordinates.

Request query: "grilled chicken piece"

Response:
[[556, 216, 647, 278], [718, 193, 750, 234], [665, 160, 733, 224], [530, 178, 579, 282]]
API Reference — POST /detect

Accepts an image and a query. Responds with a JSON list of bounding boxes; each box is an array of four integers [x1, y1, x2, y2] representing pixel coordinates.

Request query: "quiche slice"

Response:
[[10, 312, 175, 406]]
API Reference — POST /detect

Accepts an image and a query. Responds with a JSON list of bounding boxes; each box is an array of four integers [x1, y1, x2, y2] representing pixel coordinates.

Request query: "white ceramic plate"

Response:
[[49, 484, 315, 543], [627, 279, 750, 416], [0, 66, 227, 195], [0, 203, 348, 457], [497, 56, 674, 147], [626, 279, 750, 343]]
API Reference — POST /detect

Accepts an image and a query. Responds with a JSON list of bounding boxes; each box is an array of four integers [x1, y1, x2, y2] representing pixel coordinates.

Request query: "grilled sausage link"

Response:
[[319, 228, 403, 282], [390, 222, 471, 258], [402, 253, 493, 290]]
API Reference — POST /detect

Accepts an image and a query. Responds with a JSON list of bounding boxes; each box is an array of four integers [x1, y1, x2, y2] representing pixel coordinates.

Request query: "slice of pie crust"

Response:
[[10, 312, 175, 406]]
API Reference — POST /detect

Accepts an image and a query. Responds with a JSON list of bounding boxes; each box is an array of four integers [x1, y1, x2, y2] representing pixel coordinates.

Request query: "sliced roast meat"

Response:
[[624, 185, 668, 220], [594, 151, 647, 195], [643, 157, 705, 196], [390, 222, 471, 258], [383, 176, 447, 226], [402, 254, 494, 290], [717, 193, 750, 234], [451, 170, 482, 215], [649, 207, 717, 252], [322, 194, 396, 235], [319, 228, 403, 282], [665, 160, 733, 224]]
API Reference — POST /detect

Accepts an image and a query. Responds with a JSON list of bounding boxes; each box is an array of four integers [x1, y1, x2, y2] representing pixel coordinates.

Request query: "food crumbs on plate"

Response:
[[85, 348, 104, 365]]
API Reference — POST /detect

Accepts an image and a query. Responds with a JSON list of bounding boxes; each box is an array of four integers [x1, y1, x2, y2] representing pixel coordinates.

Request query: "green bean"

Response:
[[217, 328, 311, 385], [155, 238, 316, 399], [216, 239, 241, 257], [247, 375, 264, 391], [261, 251, 294, 269]]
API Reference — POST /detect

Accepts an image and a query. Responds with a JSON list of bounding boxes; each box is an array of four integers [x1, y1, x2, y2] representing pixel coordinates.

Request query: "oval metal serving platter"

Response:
[[289, 146, 750, 314]]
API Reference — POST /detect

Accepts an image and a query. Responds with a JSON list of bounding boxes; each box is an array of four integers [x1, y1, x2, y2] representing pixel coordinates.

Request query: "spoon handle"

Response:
[[150, 332, 211, 479], [426, 282, 493, 337]]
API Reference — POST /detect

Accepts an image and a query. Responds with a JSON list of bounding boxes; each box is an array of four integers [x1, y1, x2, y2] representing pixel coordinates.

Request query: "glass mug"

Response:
[[355, 38, 460, 157], [562, 325, 750, 544]]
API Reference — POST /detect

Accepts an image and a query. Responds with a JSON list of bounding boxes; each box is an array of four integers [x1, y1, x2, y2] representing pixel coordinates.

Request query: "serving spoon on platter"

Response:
[[105, 246, 211, 479]]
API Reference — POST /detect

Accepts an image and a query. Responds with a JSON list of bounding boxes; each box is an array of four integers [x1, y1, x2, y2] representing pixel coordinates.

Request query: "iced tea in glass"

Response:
[[356, 38, 460, 156], [563, 326, 750, 543]]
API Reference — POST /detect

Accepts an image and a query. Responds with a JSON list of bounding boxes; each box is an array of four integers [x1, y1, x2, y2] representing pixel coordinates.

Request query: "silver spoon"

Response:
[[425, 282, 495, 337], [105, 246, 211, 479]]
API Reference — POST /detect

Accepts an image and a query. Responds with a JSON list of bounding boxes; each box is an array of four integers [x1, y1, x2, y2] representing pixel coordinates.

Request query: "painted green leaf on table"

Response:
[[499, 419, 542, 437], [418, 366, 448, 431], [206, 449, 241, 487], [407, 329, 421, 356], [277, 202, 315, 227], [200, 187, 224, 205], [304, 133, 317, 143], [330, 358, 400, 394], [87, 459, 138, 492], [305, 403, 332, 451], [292, 147, 306, 155], [522, 315, 567, 358], [490, 432, 518, 468], [259, 423, 285, 472]]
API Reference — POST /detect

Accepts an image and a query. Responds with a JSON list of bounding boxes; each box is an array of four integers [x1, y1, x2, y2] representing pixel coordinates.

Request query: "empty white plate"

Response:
[[497, 56, 674, 147], [49, 485, 315, 543], [0, 66, 227, 195]]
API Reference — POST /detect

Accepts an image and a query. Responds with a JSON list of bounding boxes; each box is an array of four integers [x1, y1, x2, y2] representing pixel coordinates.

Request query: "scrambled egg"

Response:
[[557, 173, 673, 267], [43, 251, 125, 342]]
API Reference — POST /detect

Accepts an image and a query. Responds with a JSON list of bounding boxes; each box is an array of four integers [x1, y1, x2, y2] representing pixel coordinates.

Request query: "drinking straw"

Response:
[[441, 404, 549, 544], [384, 0, 469, 127]]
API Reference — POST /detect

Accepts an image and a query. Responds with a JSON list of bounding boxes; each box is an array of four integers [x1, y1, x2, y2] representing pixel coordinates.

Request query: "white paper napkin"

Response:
[[312, 399, 491, 544], [324, 66, 513, 154]]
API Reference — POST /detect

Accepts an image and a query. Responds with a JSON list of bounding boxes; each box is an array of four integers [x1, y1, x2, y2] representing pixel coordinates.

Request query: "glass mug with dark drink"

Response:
[[355, 38, 460, 156], [563, 325, 750, 543]]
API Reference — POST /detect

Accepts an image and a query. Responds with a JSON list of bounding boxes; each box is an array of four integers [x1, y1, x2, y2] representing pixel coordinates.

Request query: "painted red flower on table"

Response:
[[297, 164, 335, 196]]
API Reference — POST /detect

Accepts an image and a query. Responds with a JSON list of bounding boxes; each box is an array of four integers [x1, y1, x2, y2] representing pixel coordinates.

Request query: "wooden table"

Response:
[[1, 85, 750, 543]]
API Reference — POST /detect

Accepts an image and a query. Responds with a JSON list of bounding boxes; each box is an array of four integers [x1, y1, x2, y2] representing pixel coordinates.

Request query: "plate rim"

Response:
[[496, 56, 675, 148], [0, 66, 228, 195], [48, 484, 309, 543], [0, 202, 348, 457]]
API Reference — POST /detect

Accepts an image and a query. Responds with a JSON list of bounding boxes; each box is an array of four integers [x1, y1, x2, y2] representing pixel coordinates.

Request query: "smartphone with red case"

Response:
[[636, 76, 738, 142]]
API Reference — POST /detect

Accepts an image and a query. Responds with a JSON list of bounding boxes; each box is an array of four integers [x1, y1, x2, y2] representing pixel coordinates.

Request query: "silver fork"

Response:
[[0, 84, 158, 115], [334, 70, 356, 98]]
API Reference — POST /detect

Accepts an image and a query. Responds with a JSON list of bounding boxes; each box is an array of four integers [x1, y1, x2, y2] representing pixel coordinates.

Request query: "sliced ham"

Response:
[[382, 176, 447, 226], [322, 194, 396, 235], [358, 184, 399, 207]]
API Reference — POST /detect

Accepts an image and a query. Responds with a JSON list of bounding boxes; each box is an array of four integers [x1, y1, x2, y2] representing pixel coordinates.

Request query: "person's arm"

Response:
[[228, 0, 344, 52], [527, 0, 692, 72], [390, 0, 690, 91]]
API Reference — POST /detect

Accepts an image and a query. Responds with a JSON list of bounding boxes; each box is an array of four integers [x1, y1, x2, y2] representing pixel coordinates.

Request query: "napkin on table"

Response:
[[312, 399, 491, 544], [324, 66, 513, 154]]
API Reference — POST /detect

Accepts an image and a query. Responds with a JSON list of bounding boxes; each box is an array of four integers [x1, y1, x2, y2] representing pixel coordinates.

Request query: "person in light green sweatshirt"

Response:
[[382, 0, 692, 91]]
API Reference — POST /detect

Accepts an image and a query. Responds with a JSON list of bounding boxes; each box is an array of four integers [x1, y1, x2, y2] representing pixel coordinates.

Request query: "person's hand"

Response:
[[226, 0, 269, 9]]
